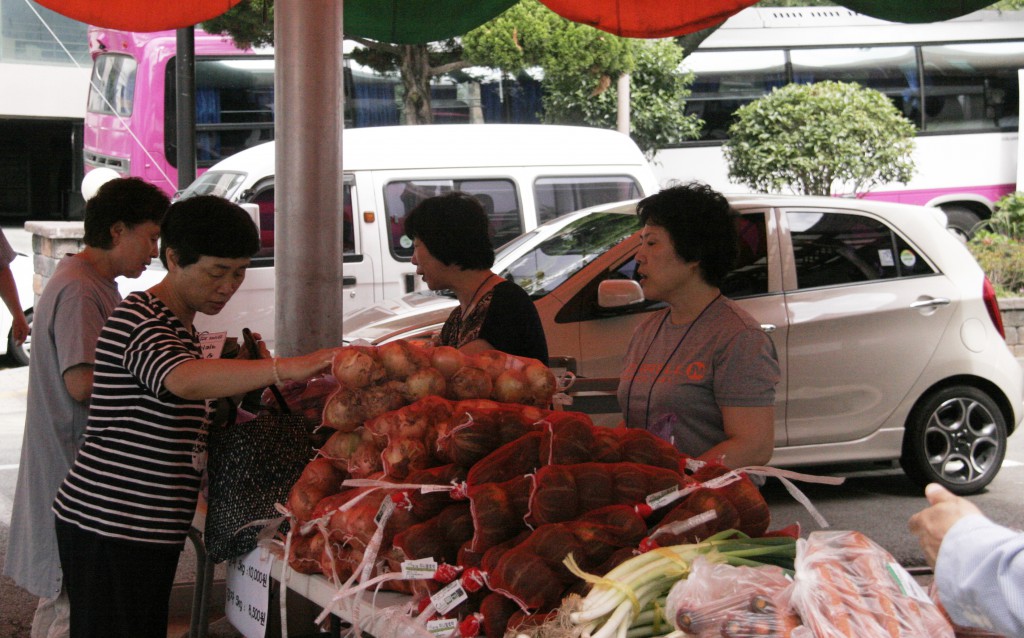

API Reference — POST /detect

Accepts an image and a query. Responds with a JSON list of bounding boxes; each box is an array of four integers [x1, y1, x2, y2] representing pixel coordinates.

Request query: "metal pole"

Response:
[[176, 27, 197, 191], [275, 0, 346, 356]]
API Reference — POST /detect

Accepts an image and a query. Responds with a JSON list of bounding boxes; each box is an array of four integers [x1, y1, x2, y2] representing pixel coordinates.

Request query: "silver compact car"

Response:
[[341, 195, 1024, 494]]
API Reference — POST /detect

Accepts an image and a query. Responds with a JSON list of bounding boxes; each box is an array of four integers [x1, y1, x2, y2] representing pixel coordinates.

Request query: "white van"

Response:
[[130, 124, 659, 350]]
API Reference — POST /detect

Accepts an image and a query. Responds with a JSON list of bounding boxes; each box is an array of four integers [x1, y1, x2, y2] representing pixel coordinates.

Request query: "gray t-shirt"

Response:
[[617, 296, 780, 459], [0, 229, 15, 267], [3, 254, 120, 598]]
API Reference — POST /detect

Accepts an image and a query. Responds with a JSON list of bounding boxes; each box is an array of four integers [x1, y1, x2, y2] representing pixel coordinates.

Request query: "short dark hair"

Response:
[[159, 195, 260, 268], [636, 182, 739, 287], [83, 177, 170, 249], [403, 192, 494, 270]]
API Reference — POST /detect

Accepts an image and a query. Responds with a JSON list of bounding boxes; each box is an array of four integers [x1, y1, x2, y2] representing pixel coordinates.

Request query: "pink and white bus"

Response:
[[83, 28, 276, 196], [652, 6, 1024, 236]]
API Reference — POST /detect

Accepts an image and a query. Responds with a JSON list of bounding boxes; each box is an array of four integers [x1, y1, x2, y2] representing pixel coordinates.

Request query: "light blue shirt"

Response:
[[935, 514, 1024, 637]]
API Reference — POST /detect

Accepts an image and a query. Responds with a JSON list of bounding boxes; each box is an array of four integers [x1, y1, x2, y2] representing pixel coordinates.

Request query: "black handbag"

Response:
[[204, 383, 317, 563]]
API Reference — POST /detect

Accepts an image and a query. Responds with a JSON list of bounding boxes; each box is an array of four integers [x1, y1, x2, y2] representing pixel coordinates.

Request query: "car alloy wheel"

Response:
[[901, 385, 1007, 495]]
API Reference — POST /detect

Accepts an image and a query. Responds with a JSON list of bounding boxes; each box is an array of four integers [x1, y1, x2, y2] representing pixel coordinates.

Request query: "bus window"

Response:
[[921, 42, 1024, 132], [682, 49, 787, 140], [790, 46, 918, 124], [164, 56, 275, 169], [88, 54, 137, 117], [383, 179, 522, 260]]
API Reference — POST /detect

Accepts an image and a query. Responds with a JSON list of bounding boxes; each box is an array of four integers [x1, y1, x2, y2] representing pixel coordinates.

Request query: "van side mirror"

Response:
[[598, 279, 645, 308], [239, 203, 261, 234]]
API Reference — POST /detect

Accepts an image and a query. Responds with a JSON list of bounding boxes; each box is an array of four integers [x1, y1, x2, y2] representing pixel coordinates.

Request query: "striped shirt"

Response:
[[53, 291, 209, 547]]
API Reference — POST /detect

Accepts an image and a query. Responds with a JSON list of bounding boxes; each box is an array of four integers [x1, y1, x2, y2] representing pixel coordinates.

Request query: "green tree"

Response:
[[723, 81, 916, 196], [202, 0, 473, 124], [463, 0, 701, 155]]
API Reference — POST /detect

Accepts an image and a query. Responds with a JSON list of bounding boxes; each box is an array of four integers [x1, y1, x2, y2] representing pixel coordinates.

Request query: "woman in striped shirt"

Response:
[[52, 195, 341, 638]]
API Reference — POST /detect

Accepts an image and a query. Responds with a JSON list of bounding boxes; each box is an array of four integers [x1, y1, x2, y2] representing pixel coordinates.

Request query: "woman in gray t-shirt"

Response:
[[617, 183, 780, 469]]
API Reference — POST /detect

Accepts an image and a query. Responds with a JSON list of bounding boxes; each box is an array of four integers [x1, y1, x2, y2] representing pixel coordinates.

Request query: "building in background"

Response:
[[0, 0, 90, 221]]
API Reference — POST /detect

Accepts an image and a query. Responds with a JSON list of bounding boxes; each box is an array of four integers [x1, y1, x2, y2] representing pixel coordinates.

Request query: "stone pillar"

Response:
[[24, 221, 85, 304]]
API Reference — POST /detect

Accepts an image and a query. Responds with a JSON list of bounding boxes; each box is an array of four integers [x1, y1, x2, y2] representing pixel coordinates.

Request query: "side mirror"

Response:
[[598, 279, 645, 308], [239, 203, 261, 234]]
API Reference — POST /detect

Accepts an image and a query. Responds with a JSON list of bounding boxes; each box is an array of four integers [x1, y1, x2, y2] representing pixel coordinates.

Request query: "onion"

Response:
[[430, 345, 465, 379], [348, 439, 384, 478], [332, 346, 385, 388], [448, 366, 493, 400], [362, 380, 408, 420], [524, 362, 557, 406], [379, 340, 430, 380], [404, 366, 447, 402], [472, 350, 509, 380], [322, 387, 364, 431], [493, 368, 530, 404]]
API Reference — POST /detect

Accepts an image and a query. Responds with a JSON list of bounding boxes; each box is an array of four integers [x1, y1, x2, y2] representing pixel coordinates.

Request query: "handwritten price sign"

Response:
[[226, 550, 274, 637]]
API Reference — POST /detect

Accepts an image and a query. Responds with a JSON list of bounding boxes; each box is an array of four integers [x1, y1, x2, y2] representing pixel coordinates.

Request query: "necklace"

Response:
[[463, 273, 496, 315], [455, 273, 496, 344], [622, 293, 723, 428]]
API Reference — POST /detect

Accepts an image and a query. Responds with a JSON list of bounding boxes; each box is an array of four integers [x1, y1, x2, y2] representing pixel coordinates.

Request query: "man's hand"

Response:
[[908, 483, 982, 567]]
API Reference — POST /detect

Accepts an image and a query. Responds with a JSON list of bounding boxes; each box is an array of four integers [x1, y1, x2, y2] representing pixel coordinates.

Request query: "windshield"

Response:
[[499, 212, 640, 298], [178, 171, 246, 200]]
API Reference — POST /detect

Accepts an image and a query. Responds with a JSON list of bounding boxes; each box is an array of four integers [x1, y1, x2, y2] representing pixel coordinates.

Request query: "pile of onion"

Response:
[[321, 341, 559, 431]]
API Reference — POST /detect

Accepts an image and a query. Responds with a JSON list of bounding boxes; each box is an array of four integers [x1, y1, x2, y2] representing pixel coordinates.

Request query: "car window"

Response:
[[721, 213, 769, 298], [499, 212, 642, 298], [534, 176, 644, 225], [383, 179, 522, 260], [788, 210, 934, 290], [240, 176, 357, 261]]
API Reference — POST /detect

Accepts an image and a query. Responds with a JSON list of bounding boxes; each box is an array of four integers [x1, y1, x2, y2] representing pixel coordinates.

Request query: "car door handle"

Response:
[[760, 324, 776, 334], [910, 297, 951, 309]]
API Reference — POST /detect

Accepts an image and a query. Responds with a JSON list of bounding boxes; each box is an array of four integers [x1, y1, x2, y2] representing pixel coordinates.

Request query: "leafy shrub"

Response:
[[968, 192, 1024, 296], [968, 231, 1024, 296], [723, 81, 916, 196]]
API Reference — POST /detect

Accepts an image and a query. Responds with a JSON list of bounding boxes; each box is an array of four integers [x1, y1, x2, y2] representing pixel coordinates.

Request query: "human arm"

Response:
[[697, 405, 774, 468], [162, 347, 340, 400], [908, 483, 982, 566], [63, 363, 95, 403], [909, 484, 1024, 636], [0, 264, 28, 344]]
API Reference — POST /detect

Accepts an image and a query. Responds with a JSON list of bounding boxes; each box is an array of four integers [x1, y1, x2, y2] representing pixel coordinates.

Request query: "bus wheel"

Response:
[[940, 205, 981, 240]]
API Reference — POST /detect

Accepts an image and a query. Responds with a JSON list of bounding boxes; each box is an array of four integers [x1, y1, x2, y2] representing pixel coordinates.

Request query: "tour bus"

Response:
[[120, 124, 659, 351], [652, 6, 1024, 236], [82, 27, 540, 197]]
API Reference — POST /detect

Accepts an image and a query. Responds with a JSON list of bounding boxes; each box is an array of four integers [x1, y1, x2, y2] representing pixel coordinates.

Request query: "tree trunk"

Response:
[[400, 44, 433, 124]]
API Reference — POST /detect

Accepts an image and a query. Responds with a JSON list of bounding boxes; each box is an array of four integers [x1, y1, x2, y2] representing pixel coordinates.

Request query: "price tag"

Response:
[[426, 618, 458, 637], [430, 579, 468, 615], [199, 331, 228, 359], [375, 495, 396, 526], [226, 549, 274, 638], [401, 559, 438, 579], [646, 485, 682, 510]]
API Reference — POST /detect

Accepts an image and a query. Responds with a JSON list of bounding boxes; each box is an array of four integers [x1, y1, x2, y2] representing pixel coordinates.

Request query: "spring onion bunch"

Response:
[[559, 530, 796, 638]]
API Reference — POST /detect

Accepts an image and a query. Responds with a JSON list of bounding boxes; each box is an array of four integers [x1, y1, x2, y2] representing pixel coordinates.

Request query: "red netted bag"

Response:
[[401, 463, 468, 520], [365, 395, 454, 479], [285, 457, 348, 526], [318, 427, 383, 477], [392, 502, 475, 565], [525, 462, 689, 527], [688, 462, 770, 538], [648, 487, 741, 546], [466, 475, 533, 553], [487, 505, 649, 611], [435, 399, 549, 466], [465, 431, 544, 486]]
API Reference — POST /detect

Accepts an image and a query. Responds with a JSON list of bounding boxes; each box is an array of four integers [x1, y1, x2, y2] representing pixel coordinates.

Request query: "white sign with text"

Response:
[[226, 549, 274, 638]]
